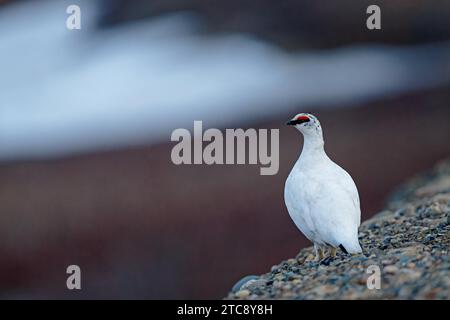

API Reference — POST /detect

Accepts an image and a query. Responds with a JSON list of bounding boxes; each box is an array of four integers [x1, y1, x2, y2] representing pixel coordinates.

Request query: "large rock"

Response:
[[226, 159, 450, 299]]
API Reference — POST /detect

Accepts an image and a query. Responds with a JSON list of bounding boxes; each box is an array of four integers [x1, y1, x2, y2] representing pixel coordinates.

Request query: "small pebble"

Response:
[[235, 290, 250, 298], [384, 265, 399, 274]]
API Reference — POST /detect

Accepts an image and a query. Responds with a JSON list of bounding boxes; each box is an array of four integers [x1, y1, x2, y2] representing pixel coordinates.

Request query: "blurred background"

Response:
[[0, 0, 449, 299]]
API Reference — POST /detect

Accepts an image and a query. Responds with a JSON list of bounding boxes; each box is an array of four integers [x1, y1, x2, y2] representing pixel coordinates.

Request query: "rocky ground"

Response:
[[227, 159, 450, 299]]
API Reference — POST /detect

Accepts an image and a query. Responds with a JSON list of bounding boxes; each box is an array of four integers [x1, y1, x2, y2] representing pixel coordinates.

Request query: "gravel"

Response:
[[226, 159, 450, 300]]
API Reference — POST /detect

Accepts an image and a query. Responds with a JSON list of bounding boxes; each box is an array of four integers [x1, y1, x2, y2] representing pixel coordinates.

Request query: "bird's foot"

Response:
[[330, 247, 337, 258], [313, 247, 325, 262]]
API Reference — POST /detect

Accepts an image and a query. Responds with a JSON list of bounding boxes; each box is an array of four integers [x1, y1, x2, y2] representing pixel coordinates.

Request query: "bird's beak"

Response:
[[286, 119, 296, 126]]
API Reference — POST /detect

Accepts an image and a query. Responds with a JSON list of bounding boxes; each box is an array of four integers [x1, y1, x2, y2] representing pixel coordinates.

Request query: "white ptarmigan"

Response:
[[284, 113, 362, 260]]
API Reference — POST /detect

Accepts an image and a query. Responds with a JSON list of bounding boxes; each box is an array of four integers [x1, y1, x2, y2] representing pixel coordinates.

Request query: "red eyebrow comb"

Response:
[[295, 115, 310, 121]]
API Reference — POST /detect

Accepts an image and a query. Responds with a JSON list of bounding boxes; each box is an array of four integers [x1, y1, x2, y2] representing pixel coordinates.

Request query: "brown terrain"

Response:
[[0, 86, 449, 298], [99, 0, 450, 49]]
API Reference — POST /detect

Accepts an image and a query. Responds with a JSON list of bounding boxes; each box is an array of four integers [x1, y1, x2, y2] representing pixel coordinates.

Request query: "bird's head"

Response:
[[286, 113, 322, 138]]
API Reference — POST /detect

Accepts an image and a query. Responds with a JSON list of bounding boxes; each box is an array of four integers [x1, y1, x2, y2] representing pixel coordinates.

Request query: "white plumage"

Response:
[[284, 113, 362, 260]]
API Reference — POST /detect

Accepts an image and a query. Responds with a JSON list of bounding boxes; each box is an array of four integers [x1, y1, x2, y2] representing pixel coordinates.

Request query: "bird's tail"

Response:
[[340, 240, 362, 254]]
